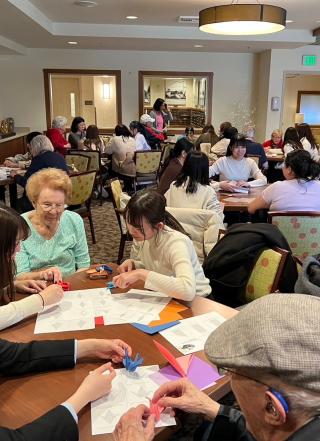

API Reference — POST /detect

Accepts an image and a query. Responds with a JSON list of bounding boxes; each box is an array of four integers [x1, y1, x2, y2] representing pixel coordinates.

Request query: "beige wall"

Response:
[[282, 74, 320, 130], [93, 76, 117, 128], [255, 51, 271, 142], [79, 76, 95, 125]]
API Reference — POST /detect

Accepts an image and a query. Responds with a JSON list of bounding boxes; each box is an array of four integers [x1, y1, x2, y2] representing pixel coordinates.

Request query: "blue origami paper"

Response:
[[106, 281, 116, 289], [123, 348, 144, 372], [96, 264, 113, 274], [131, 320, 180, 335]]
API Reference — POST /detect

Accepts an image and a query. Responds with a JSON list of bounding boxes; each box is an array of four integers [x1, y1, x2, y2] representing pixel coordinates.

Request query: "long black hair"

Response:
[[160, 138, 194, 176], [297, 123, 317, 150], [283, 127, 303, 150], [175, 151, 209, 194], [153, 98, 165, 112], [285, 150, 320, 181], [70, 117, 85, 133], [226, 133, 247, 156], [124, 188, 188, 237]]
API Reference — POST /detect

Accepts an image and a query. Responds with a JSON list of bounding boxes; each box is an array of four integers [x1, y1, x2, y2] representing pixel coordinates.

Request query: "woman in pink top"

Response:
[[149, 98, 173, 134], [248, 150, 320, 213]]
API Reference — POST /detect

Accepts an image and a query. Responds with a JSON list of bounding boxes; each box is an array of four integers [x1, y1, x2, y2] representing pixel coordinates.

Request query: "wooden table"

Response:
[[218, 185, 268, 212], [0, 267, 237, 441], [0, 176, 18, 208], [266, 153, 284, 163]]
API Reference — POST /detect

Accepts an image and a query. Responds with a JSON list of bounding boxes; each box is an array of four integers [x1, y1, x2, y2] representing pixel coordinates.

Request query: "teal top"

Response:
[[15, 210, 90, 277]]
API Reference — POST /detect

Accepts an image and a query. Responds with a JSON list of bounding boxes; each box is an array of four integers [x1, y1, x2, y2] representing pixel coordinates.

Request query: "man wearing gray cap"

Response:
[[114, 295, 320, 440]]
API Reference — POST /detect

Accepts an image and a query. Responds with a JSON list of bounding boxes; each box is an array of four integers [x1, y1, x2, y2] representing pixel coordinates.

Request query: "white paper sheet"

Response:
[[223, 197, 255, 203], [160, 311, 226, 355], [34, 288, 171, 333], [91, 365, 176, 435]]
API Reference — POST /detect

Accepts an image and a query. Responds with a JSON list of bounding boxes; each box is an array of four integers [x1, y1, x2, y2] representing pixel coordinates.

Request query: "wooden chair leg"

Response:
[[99, 174, 103, 206], [118, 235, 126, 264], [88, 210, 96, 244]]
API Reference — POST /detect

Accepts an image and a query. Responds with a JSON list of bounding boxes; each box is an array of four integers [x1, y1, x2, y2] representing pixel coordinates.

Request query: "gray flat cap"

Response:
[[204, 294, 320, 393]]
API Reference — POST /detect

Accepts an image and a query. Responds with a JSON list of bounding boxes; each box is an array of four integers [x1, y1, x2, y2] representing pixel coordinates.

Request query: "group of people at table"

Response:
[[1, 97, 320, 439]]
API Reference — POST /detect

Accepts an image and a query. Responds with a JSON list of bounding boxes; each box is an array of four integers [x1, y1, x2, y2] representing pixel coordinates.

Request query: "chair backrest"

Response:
[[69, 171, 96, 205], [135, 150, 162, 174], [160, 144, 174, 165], [268, 211, 320, 261], [247, 154, 260, 167], [66, 153, 90, 172], [200, 143, 211, 156], [109, 179, 128, 235], [72, 150, 100, 171], [245, 247, 288, 303], [166, 206, 224, 263]]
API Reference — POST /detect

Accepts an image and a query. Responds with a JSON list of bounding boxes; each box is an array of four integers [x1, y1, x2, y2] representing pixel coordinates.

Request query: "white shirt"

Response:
[[211, 138, 230, 157], [262, 179, 320, 211], [165, 181, 224, 220], [135, 133, 151, 151], [284, 140, 320, 162], [209, 156, 267, 187]]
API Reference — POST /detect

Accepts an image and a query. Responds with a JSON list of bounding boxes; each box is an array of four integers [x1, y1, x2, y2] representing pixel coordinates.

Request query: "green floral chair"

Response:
[[66, 153, 91, 172], [245, 247, 288, 303], [134, 150, 162, 191], [268, 211, 320, 262], [68, 171, 96, 243]]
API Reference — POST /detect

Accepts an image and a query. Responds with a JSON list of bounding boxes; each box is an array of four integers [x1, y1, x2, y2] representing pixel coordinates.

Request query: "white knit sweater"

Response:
[[130, 227, 211, 301], [0, 294, 42, 330]]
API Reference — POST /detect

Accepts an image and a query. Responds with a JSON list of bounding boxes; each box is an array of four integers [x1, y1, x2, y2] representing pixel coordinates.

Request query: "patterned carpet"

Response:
[[84, 199, 131, 265]]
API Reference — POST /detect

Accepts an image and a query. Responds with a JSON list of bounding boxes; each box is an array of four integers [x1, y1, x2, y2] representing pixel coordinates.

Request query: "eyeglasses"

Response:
[[38, 202, 65, 212]]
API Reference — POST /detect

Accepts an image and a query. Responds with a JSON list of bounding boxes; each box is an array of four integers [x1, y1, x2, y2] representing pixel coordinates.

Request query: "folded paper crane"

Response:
[[148, 398, 165, 422], [123, 348, 144, 373]]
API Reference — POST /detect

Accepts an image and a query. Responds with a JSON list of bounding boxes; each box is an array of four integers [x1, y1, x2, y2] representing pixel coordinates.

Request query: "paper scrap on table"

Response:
[[131, 320, 180, 335], [34, 288, 170, 334], [223, 197, 255, 203], [150, 355, 222, 390], [160, 311, 226, 355], [148, 300, 188, 326], [91, 366, 176, 435]]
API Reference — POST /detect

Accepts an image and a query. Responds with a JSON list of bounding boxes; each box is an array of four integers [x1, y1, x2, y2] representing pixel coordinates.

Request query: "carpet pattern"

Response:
[[84, 199, 131, 264]]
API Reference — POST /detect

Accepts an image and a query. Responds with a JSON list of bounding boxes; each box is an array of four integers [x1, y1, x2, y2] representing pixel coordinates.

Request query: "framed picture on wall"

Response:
[[144, 78, 151, 104], [297, 91, 320, 126], [165, 79, 187, 105]]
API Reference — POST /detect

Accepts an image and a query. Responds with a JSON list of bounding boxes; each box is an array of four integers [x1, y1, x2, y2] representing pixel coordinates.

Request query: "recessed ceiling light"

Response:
[[126, 16, 138, 20], [74, 1, 98, 7], [194, 44, 204, 48], [286, 20, 293, 23], [68, 41, 78, 45]]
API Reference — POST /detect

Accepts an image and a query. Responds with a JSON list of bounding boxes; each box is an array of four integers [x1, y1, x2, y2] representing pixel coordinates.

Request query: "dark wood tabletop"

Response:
[[0, 265, 237, 441], [218, 185, 268, 212]]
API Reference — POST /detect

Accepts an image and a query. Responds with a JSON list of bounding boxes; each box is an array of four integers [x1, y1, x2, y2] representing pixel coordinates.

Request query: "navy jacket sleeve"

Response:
[[0, 405, 78, 441], [206, 405, 255, 441], [0, 339, 75, 376]]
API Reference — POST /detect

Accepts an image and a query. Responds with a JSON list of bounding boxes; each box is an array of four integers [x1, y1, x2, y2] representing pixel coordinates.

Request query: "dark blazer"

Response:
[[0, 338, 78, 441], [245, 140, 267, 168]]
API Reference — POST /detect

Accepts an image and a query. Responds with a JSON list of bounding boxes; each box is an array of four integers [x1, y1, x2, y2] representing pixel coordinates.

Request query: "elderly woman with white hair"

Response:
[[12, 134, 68, 212], [47, 115, 71, 155]]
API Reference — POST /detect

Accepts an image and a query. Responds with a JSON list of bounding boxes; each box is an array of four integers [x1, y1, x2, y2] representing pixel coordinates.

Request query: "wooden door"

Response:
[[51, 77, 80, 126]]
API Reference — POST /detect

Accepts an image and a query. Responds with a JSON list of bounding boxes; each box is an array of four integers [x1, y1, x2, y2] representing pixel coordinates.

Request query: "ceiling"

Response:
[[0, 0, 318, 55]]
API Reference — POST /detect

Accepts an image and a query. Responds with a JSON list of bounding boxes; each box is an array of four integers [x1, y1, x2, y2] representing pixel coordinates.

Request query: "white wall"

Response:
[[0, 48, 255, 132]]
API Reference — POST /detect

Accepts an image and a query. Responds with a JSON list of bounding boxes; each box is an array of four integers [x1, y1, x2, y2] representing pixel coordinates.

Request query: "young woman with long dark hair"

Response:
[[297, 123, 319, 162], [113, 189, 211, 300]]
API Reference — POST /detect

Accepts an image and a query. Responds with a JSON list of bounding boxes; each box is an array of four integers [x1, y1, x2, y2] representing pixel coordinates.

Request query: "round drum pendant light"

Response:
[[199, 3, 286, 35]]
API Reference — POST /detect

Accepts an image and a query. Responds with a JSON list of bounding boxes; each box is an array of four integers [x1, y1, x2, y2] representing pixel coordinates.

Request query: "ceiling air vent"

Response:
[[177, 16, 199, 24]]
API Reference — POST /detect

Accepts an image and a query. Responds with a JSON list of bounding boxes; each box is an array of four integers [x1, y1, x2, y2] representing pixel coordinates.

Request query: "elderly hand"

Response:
[[14, 279, 47, 294], [152, 378, 220, 420], [41, 284, 64, 306], [113, 270, 149, 289], [66, 363, 115, 413], [39, 267, 62, 283], [77, 339, 132, 363], [118, 259, 136, 273], [113, 405, 155, 441], [10, 169, 18, 178]]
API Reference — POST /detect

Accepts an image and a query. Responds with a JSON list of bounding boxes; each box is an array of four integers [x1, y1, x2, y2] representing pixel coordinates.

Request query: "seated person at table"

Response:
[[158, 138, 194, 195], [115, 295, 320, 441], [248, 150, 320, 214], [0, 204, 63, 330], [140, 114, 165, 143], [177, 126, 197, 145], [129, 121, 151, 151], [68, 116, 86, 149], [243, 127, 268, 170], [4, 131, 41, 168], [283, 127, 303, 157], [194, 124, 219, 150], [11, 135, 69, 212], [47, 115, 71, 155], [297, 122, 320, 162], [209, 126, 238, 162], [263, 129, 284, 150], [209, 134, 267, 192], [113, 189, 211, 300], [0, 337, 130, 440], [82, 124, 105, 153], [15, 168, 90, 280], [165, 151, 224, 220]]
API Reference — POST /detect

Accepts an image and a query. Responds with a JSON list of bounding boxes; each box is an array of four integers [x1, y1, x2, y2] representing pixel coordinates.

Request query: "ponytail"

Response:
[[285, 150, 320, 181]]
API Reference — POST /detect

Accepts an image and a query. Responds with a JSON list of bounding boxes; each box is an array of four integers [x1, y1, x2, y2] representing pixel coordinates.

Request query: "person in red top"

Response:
[[263, 129, 284, 150], [140, 114, 165, 142], [47, 116, 71, 156]]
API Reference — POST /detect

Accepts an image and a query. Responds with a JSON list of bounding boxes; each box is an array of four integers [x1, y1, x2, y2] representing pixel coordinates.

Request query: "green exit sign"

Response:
[[302, 55, 317, 66]]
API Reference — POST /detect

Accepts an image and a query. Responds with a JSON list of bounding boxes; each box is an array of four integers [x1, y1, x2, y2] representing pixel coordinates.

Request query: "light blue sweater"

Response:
[[16, 210, 90, 277]]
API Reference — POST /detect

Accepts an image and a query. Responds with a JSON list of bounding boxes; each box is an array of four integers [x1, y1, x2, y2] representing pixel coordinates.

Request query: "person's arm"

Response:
[[73, 215, 90, 271], [247, 195, 270, 214], [205, 187, 224, 220], [0, 295, 43, 330], [247, 161, 267, 187], [51, 130, 69, 150], [209, 160, 220, 179]]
